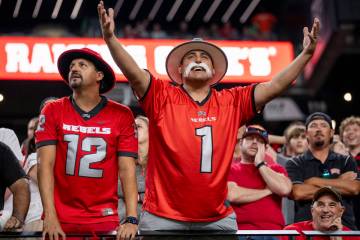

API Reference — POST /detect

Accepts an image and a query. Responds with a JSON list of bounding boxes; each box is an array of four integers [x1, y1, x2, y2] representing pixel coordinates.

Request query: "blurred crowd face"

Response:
[[306, 119, 334, 149], [135, 117, 149, 145], [332, 141, 348, 155], [289, 133, 308, 155], [311, 195, 344, 231], [180, 50, 215, 84], [240, 134, 266, 159], [27, 118, 38, 138], [342, 123, 360, 149]]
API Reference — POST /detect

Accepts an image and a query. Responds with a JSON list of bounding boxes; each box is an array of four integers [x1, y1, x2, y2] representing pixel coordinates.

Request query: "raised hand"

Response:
[[97, 1, 115, 40], [303, 18, 320, 55]]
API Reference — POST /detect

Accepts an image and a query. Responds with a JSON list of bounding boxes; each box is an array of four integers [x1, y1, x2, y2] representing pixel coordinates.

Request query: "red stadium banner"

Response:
[[0, 37, 294, 83]]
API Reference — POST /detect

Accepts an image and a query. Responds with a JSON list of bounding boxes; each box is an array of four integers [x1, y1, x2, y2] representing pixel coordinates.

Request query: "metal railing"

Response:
[[1, 230, 360, 239]]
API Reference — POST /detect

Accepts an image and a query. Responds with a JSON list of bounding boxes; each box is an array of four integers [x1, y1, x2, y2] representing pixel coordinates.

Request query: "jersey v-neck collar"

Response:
[[69, 95, 108, 121], [180, 85, 212, 106]]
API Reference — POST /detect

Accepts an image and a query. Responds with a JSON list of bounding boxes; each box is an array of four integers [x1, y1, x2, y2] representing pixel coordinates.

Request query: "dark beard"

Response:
[[314, 140, 325, 148]]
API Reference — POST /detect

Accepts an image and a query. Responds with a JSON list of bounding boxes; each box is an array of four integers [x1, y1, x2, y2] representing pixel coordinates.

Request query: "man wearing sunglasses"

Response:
[[228, 125, 292, 237], [286, 112, 360, 230]]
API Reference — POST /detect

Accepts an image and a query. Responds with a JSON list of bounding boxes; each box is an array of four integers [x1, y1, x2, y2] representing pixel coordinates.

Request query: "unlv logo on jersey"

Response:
[[197, 111, 206, 116]]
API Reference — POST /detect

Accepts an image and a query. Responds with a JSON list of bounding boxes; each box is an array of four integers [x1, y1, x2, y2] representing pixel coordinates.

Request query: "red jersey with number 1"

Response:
[[35, 96, 138, 224], [140, 76, 256, 222]]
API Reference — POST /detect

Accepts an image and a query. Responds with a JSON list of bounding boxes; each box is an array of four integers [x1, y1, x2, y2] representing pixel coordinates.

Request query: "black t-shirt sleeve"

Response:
[[0, 142, 26, 187], [286, 157, 304, 184]]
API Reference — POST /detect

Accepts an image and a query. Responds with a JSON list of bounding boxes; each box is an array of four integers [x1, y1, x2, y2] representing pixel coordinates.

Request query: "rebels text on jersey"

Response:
[[35, 96, 138, 224]]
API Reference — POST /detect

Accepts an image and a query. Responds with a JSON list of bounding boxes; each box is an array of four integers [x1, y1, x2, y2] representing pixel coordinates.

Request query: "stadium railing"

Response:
[[0, 230, 300, 239]]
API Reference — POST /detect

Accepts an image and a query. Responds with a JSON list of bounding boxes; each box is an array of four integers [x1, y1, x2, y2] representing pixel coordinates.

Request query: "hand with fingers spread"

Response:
[[116, 223, 138, 240], [97, 1, 116, 40], [42, 215, 66, 240], [303, 18, 320, 55]]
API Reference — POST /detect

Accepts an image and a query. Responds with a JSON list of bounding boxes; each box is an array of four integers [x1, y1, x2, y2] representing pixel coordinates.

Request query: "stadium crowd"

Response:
[[1, 3, 360, 240]]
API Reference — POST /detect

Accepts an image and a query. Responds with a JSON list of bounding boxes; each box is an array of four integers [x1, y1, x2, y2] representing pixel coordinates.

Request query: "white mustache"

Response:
[[183, 62, 213, 78]]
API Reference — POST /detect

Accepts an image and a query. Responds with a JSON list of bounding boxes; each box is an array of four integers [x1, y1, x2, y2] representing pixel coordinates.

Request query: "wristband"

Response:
[[255, 161, 267, 169], [125, 216, 139, 225]]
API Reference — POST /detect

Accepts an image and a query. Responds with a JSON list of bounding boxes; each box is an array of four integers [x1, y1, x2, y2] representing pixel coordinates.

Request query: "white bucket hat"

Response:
[[165, 38, 228, 86]]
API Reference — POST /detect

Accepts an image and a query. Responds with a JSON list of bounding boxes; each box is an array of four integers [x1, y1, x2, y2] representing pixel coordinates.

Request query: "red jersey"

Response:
[[35, 96, 137, 224], [140, 76, 256, 222], [282, 220, 358, 240], [228, 162, 286, 229]]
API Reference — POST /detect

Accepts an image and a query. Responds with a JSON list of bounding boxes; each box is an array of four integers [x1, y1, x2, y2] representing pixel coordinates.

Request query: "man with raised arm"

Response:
[[98, 1, 320, 231]]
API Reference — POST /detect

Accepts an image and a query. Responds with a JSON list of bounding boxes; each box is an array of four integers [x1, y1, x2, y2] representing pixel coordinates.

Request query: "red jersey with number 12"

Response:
[[35, 97, 138, 224], [140, 76, 256, 222]]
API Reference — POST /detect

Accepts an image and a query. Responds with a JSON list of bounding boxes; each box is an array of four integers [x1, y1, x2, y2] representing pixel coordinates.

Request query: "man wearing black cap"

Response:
[[286, 112, 360, 230], [98, 0, 320, 230], [228, 125, 292, 235], [36, 48, 139, 239], [283, 187, 358, 240]]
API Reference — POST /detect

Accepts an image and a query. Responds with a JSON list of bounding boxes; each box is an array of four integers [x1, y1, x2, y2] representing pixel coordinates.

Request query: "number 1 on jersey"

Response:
[[195, 126, 213, 173]]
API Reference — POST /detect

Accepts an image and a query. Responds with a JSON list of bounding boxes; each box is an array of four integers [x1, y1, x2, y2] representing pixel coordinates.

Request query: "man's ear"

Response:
[[96, 71, 104, 82]]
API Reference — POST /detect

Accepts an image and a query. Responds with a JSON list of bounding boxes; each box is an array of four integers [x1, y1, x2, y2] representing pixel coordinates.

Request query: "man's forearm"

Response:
[[11, 178, 30, 222], [259, 166, 292, 196], [37, 146, 58, 219], [228, 186, 271, 204], [119, 158, 138, 218], [290, 183, 320, 201], [255, 51, 312, 109], [305, 177, 360, 195], [104, 35, 149, 97]]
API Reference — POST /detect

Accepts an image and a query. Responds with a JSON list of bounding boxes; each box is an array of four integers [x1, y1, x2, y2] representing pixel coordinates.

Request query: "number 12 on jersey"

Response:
[[64, 134, 106, 178]]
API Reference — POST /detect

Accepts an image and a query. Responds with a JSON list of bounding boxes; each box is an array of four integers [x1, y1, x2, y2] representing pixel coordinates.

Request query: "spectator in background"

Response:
[[21, 117, 38, 156], [286, 112, 360, 230], [228, 125, 292, 235], [119, 115, 149, 222], [219, 22, 239, 40], [339, 116, 360, 229], [174, 21, 192, 39], [22, 120, 43, 232], [283, 187, 358, 240], [209, 23, 222, 40], [251, 10, 278, 41], [1, 122, 43, 232], [134, 20, 150, 39], [277, 122, 308, 225], [150, 23, 167, 39], [330, 135, 349, 156], [0, 128, 23, 161], [0, 142, 30, 232], [39, 96, 59, 114], [277, 122, 308, 168]]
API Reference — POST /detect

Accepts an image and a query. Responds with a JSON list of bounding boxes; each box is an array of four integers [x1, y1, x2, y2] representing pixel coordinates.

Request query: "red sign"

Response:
[[0, 37, 294, 83]]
